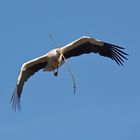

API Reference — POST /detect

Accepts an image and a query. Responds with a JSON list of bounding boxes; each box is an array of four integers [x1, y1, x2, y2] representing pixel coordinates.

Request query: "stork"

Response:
[[11, 36, 128, 111]]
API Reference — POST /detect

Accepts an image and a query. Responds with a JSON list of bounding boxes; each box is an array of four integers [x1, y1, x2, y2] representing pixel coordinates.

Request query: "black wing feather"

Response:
[[11, 62, 47, 111], [63, 41, 128, 66]]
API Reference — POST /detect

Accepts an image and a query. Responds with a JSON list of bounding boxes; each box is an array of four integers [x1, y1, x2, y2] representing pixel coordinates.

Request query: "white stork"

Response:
[[11, 36, 128, 111]]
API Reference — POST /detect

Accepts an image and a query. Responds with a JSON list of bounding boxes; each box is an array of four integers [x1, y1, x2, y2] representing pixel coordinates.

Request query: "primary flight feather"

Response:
[[11, 36, 128, 111]]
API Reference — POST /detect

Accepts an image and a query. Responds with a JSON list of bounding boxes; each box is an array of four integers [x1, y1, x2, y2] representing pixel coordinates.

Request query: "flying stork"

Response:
[[11, 36, 128, 111]]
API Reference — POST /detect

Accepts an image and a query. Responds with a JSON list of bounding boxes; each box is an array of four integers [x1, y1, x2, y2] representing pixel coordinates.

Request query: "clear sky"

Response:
[[0, 0, 140, 139]]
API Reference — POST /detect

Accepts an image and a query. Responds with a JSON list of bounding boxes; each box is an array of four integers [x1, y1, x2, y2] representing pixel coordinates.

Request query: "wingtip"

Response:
[[10, 87, 21, 112], [105, 43, 128, 66]]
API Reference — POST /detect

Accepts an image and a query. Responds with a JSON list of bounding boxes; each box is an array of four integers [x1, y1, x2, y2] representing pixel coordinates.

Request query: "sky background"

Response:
[[0, 0, 140, 139]]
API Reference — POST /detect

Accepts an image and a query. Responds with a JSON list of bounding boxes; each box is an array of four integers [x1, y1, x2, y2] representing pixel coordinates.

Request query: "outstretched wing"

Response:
[[11, 55, 48, 111], [61, 36, 128, 66]]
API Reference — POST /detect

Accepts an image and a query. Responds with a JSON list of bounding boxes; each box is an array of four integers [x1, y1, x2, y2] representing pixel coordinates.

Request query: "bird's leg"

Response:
[[54, 68, 58, 77]]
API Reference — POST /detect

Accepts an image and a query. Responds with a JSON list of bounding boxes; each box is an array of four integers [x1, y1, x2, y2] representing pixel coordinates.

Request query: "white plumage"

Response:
[[11, 36, 128, 111]]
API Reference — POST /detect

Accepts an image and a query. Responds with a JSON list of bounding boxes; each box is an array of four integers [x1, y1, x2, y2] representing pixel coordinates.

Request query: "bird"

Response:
[[10, 36, 128, 111]]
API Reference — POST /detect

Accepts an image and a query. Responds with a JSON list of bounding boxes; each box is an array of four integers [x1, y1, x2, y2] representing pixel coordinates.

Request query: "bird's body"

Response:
[[11, 36, 128, 111], [43, 48, 64, 72]]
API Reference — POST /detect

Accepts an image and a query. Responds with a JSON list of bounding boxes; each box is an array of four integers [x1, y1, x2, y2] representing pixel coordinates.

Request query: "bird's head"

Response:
[[56, 48, 61, 56]]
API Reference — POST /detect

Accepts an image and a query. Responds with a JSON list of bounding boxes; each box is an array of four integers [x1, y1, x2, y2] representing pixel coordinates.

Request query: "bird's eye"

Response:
[[56, 49, 61, 55]]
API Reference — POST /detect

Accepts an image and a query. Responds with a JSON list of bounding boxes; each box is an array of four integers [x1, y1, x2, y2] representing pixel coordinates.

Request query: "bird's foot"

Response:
[[54, 71, 58, 77], [54, 68, 58, 77]]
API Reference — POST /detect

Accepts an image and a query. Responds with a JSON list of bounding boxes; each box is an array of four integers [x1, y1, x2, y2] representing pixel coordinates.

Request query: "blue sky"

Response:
[[0, 0, 140, 139]]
